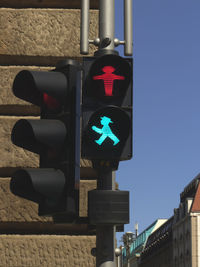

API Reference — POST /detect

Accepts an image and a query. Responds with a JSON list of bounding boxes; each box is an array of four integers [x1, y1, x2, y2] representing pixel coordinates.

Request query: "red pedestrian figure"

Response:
[[93, 66, 125, 96]]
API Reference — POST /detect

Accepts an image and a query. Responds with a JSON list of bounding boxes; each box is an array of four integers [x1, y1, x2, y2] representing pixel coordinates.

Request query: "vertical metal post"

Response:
[[96, 170, 116, 267], [99, 0, 115, 51], [124, 0, 133, 56], [80, 0, 90, 54], [80, 0, 133, 55]]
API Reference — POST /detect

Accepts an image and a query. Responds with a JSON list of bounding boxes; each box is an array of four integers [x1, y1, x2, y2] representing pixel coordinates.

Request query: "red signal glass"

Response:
[[43, 93, 60, 110], [93, 66, 125, 96]]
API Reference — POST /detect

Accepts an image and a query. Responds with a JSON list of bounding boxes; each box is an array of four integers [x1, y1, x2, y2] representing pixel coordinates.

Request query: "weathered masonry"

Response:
[[0, 1, 98, 266]]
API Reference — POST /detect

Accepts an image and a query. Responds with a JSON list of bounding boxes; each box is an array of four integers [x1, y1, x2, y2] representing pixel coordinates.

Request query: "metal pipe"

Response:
[[96, 171, 116, 267], [124, 0, 133, 56], [99, 0, 115, 50], [80, 0, 90, 55]]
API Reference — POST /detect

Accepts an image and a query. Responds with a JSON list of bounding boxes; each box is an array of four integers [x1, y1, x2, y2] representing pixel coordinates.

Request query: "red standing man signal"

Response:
[[93, 66, 125, 96]]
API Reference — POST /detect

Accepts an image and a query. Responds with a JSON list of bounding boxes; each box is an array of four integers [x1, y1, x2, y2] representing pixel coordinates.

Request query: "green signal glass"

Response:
[[84, 106, 131, 160], [91, 116, 120, 146]]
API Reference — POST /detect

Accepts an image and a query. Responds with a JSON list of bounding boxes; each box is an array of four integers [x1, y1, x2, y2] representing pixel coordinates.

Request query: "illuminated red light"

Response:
[[43, 93, 60, 109], [93, 66, 125, 96]]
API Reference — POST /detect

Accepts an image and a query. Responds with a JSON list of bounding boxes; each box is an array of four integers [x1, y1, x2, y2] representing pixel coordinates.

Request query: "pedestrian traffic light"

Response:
[[81, 54, 133, 164], [10, 60, 81, 219]]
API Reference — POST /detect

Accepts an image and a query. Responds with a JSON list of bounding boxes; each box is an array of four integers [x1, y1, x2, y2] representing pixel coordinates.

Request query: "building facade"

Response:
[[120, 219, 167, 267], [0, 1, 98, 266], [120, 174, 200, 267], [173, 174, 200, 267]]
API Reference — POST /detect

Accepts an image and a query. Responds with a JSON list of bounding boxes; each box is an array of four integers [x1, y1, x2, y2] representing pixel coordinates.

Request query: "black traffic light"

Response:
[[81, 54, 133, 165], [10, 60, 81, 219]]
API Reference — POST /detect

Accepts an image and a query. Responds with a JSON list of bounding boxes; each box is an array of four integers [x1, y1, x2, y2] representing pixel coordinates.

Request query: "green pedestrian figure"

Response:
[[92, 116, 120, 146]]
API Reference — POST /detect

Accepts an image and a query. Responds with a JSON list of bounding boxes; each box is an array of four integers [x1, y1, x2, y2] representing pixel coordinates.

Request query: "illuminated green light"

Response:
[[91, 116, 120, 146]]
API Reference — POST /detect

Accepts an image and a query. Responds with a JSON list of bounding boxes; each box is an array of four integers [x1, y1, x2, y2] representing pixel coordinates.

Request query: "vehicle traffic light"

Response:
[[81, 54, 133, 165], [10, 60, 81, 219]]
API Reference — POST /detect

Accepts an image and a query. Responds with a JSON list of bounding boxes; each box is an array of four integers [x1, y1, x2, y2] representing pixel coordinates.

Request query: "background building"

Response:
[[173, 174, 200, 267], [120, 174, 200, 267], [121, 219, 167, 267], [0, 1, 98, 266]]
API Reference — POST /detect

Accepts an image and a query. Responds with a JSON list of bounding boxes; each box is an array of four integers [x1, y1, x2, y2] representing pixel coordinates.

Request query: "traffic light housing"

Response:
[[81, 54, 133, 167], [10, 60, 81, 219]]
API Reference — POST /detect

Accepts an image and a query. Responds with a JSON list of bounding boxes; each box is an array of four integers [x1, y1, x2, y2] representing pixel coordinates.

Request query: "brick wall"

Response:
[[0, 1, 98, 266]]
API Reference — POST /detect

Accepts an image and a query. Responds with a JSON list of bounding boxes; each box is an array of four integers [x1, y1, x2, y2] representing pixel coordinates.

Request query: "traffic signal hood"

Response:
[[10, 61, 81, 218]]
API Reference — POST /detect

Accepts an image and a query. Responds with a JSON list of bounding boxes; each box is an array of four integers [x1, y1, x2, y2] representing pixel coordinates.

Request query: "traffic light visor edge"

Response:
[[11, 119, 67, 154], [13, 70, 68, 106], [10, 168, 66, 206]]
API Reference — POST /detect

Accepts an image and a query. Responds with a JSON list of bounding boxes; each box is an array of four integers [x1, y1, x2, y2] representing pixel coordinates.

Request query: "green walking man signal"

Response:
[[92, 116, 120, 146]]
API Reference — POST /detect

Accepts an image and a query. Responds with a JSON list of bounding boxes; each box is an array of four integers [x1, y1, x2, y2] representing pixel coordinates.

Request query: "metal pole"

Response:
[[99, 0, 115, 51], [124, 0, 133, 56], [80, 0, 90, 54], [96, 170, 116, 267]]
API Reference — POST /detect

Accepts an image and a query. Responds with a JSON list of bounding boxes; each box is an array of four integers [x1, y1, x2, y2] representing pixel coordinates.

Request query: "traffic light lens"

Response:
[[85, 106, 131, 160], [91, 116, 120, 146], [87, 55, 131, 101], [43, 93, 61, 110], [93, 66, 125, 96]]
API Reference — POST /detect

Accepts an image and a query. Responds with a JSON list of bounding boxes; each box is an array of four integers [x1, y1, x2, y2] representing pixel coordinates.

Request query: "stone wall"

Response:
[[0, 1, 98, 266]]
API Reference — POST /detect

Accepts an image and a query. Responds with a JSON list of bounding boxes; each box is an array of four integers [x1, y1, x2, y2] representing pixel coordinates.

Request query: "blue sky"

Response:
[[115, 0, 200, 240]]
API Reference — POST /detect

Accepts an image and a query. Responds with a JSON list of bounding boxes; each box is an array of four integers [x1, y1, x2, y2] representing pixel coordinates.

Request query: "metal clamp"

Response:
[[80, 0, 133, 56]]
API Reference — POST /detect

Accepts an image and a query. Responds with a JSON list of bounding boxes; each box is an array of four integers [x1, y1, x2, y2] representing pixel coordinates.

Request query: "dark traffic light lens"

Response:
[[43, 93, 61, 110]]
